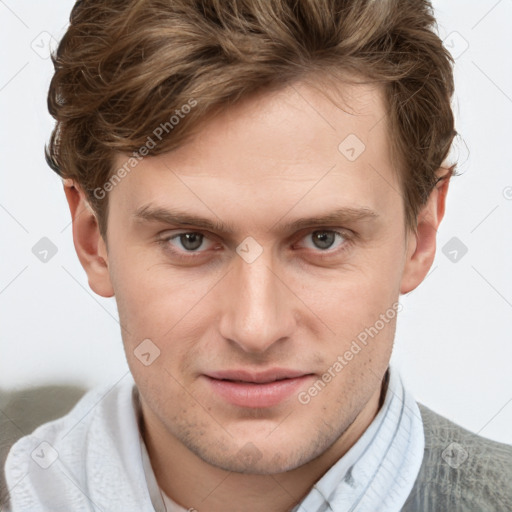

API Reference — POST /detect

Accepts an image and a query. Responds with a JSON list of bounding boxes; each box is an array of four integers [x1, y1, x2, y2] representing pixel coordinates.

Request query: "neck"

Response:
[[139, 377, 387, 512]]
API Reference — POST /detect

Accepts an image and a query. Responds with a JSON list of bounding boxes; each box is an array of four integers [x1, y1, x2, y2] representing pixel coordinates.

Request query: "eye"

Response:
[[160, 231, 216, 255], [299, 230, 348, 251]]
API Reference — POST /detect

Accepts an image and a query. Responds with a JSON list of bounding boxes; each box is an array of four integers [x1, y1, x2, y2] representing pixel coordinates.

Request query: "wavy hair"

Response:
[[46, 0, 457, 238]]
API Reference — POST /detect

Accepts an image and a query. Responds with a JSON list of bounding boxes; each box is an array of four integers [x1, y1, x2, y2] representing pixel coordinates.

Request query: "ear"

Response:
[[63, 180, 114, 298], [400, 171, 451, 294]]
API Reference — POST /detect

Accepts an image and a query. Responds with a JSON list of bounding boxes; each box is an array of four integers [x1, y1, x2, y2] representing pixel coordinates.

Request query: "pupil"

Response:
[[313, 231, 334, 249], [181, 233, 202, 250]]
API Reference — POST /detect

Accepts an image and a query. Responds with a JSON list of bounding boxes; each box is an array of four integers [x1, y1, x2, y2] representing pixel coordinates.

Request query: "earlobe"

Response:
[[400, 174, 450, 294], [63, 180, 114, 298]]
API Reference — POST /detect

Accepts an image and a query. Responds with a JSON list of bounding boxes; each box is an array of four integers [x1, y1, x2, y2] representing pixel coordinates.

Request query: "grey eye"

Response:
[[178, 233, 204, 251], [310, 231, 337, 250]]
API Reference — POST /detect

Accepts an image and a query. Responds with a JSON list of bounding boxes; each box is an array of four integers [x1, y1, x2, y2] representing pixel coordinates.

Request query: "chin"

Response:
[[189, 435, 327, 475]]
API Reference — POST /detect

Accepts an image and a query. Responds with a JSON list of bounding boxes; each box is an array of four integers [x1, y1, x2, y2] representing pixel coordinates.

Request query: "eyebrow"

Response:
[[133, 204, 379, 235]]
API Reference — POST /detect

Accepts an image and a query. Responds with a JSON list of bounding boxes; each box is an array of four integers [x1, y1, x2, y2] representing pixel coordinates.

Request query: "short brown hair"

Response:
[[46, 0, 457, 238]]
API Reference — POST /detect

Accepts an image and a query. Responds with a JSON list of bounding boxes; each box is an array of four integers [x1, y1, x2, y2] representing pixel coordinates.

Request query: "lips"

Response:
[[206, 368, 310, 384], [204, 368, 315, 408]]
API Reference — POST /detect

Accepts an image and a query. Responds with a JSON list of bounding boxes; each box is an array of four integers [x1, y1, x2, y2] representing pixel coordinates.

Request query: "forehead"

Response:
[[109, 78, 400, 229], [150, 78, 389, 174]]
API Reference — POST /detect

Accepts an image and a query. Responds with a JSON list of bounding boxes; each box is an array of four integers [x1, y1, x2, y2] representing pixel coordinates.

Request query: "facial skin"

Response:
[[65, 78, 449, 512]]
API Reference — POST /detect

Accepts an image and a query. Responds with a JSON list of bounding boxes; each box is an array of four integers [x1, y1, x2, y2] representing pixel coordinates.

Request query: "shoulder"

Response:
[[402, 402, 512, 512], [2, 376, 137, 511]]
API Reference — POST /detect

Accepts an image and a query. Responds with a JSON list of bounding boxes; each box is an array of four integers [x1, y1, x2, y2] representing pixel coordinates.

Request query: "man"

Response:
[[3, 0, 511, 511]]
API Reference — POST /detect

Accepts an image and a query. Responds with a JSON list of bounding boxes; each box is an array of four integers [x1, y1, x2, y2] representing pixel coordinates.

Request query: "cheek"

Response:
[[315, 249, 403, 320], [109, 245, 215, 328], [109, 251, 222, 384], [303, 241, 403, 362]]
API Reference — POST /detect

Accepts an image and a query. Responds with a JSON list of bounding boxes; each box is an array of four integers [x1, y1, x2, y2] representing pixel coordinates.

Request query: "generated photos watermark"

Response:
[[93, 98, 197, 200], [298, 302, 402, 405]]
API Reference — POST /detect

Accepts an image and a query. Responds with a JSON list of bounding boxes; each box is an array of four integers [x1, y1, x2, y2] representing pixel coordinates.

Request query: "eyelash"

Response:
[[157, 229, 355, 262]]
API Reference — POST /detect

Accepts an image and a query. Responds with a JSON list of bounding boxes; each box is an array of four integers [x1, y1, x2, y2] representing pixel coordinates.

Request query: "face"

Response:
[[80, 79, 429, 474]]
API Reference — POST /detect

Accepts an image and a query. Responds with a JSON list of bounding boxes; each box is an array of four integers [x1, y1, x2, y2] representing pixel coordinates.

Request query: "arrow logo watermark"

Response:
[[441, 441, 469, 469], [442, 236, 468, 263], [31, 441, 59, 469], [134, 338, 161, 366], [32, 237, 58, 263], [338, 134, 366, 162], [443, 31, 469, 60], [236, 236, 263, 264]]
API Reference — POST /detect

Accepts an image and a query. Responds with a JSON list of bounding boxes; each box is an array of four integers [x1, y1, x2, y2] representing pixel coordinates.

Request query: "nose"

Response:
[[218, 249, 297, 354]]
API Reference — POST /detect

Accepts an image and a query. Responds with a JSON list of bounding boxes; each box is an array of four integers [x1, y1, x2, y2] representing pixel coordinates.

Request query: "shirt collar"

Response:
[[289, 363, 425, 511]]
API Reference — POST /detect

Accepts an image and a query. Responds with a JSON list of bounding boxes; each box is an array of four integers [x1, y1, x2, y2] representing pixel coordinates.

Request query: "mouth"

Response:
[[203, 369, 315, 408]]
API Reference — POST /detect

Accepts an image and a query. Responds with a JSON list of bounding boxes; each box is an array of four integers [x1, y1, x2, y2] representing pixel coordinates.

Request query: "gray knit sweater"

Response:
[[402, 403, 512, 511]]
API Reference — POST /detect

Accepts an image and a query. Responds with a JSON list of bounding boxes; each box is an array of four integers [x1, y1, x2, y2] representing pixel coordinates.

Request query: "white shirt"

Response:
[[4, 364, 424, 512]]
